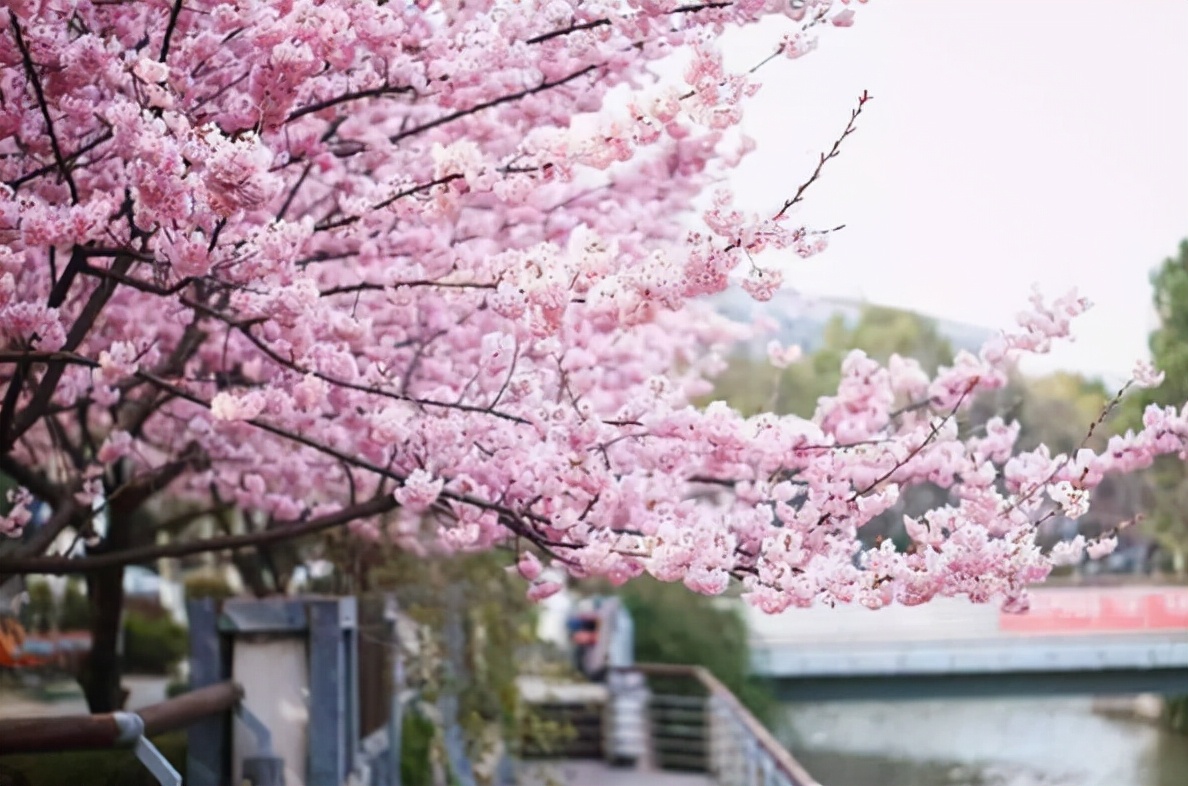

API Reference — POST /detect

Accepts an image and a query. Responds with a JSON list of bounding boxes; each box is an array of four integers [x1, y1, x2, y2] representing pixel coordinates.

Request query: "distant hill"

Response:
[[710, 288, 996, 357]]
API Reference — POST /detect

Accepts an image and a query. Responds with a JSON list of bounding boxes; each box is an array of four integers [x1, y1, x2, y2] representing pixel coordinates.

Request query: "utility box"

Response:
[[187, 596, 360, 786]]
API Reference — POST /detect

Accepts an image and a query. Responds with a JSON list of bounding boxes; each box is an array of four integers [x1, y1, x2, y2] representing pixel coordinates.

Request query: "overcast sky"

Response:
[[720, 0, 1188, 379]]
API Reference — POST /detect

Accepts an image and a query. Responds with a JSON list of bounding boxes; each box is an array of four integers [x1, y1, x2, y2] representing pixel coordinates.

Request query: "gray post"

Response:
[[307, 597, 359, 786], [385, 595, 404, 786], [438, 585, 476, 786], [187, 598, 230, 786]]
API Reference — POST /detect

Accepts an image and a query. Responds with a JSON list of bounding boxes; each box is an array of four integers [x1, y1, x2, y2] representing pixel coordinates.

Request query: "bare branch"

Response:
[[773, 90, 872, 221], [0, 495, 399, 575]]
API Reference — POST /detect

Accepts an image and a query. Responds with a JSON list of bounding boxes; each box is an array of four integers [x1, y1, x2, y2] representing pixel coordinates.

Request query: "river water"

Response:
[[777, 697, 1188, 786]]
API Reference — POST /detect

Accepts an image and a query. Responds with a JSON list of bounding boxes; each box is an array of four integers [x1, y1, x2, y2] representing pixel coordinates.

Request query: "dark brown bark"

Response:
[[79, 513, 131, 713]]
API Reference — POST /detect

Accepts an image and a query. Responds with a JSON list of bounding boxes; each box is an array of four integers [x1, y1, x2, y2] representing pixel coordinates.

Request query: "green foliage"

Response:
[[1166, 696, 1188, 735], [711, 302, 1129, 552], [400, 709, 437, 786], [1116, 240, 1188, 570], [165, 679, 189, 699], [0, 731, 185, 786], [23, 580, 53, 634], [368, 549, 543, 775], [707, 305, 960, 548], [19, 579, 91, 632], [122, 611, 187, 675], [620, 576, 775, 723], [709, 305, 955, 419], [1013, 372, 1110, 455], [183, 573, 236, 601], [836, 305, 955, 374], [58, 580, 91, 631], [1121, 240, 1188, 727]]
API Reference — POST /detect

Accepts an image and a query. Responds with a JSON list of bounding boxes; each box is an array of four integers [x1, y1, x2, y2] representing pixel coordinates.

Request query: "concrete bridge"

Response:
[[746, 585, 1188, 701]]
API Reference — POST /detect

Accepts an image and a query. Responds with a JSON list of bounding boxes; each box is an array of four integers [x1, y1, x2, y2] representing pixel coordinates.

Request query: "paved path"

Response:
[[0, 675, 167, 718], [519, 760, 714, 786]]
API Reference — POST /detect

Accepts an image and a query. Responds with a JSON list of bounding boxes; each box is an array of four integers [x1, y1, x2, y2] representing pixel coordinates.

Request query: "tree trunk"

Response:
[[81, 559, 126, 712], [80, 510, 131, 713]]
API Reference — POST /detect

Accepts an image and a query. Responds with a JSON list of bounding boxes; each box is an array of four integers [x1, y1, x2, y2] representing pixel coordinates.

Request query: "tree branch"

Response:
[[0, 454, 62, 504], [389, 64, 599, 146], [773, 90, 872, 221], [0, 495, 400, 575], [6, 255, 134, 449], [159, 0, 184, 62], [0, 349, 98, 366], [9, 12, 78, 203], [105, 446, 207, 517], [524, 3, 731, 45], [5, 130, 113, 193], [287, 84, 416, 123]]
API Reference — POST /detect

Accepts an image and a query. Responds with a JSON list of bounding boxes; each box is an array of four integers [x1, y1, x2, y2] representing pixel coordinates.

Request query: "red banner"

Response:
[[999, 587, 1188, 634]]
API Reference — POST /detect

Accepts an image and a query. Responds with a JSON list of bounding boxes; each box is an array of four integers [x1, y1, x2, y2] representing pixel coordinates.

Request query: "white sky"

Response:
[[721, 0, 1188, 379]]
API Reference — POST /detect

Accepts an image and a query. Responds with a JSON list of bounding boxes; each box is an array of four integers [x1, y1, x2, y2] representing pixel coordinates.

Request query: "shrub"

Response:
[[122, 612, 187, 675], [401, 710, 436, 786], [58, 580, 91, 631], [183, 574, 235, 601], [23, 580, 53, 634], [0, 732, 185, 786]]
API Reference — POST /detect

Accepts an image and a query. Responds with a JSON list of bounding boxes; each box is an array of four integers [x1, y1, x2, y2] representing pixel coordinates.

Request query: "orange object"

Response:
[[0, 615, 43, 669], [573, 630, 597, 645]]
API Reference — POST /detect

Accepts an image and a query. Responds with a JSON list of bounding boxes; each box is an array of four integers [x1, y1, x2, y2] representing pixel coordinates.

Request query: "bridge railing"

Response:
[[626, 663, 821, 786], [0, 680, 281, 786]]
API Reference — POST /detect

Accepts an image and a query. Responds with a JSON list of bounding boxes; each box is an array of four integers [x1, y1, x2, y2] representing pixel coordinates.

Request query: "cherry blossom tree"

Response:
[[1, 0, 1184, 710]]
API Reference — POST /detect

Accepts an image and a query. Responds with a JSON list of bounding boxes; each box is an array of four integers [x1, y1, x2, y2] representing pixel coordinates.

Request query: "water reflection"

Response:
[[777, 696, 1188, 786]]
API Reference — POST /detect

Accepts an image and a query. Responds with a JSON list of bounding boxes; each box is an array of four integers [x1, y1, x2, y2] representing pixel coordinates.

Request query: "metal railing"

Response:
[[618, 663, 821, 786], [0, 680, 280, 786]]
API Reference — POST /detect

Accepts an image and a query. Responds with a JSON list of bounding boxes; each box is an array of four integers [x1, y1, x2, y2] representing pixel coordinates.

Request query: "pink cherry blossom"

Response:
[[517, 552, 544, 582], [1133, 359, 1165, 388], [1086, 536, 1118, 560], [1, 0, 1183, 620], [527, 580, 564, 602], [393, 470, 445, 513], [766, 340, 803, 369]]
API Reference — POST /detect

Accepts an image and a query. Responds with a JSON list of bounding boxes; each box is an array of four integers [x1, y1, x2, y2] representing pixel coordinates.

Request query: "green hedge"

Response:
[[1166, 695, 1188, 734], [0, 732, 185, 786], [122, 612, 187, 675]]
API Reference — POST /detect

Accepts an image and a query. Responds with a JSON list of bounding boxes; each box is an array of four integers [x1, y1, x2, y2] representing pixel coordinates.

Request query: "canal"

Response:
[[777, 696, 1188, 786]]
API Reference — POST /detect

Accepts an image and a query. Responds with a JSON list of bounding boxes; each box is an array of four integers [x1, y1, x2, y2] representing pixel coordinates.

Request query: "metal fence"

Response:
[[625, 664, 821, 786]]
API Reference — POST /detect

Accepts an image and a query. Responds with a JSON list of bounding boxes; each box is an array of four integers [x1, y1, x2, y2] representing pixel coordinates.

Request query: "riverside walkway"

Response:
[[518, 664, 820, 786], [520, 760, 714, 786]]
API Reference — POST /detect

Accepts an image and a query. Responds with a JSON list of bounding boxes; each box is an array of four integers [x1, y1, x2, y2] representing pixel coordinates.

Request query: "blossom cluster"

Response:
[[1, 0, 1181, 615]]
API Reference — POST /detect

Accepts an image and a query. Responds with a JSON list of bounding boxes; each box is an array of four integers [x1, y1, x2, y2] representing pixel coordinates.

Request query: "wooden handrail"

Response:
[[0, 680, 242, 755], [139, 680, 243, 736], [629, 663, 822, 786]]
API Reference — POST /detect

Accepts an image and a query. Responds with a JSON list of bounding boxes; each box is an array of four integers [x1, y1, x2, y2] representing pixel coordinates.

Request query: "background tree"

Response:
[[710, 305, 955, 418], [1119, 240, 1188, 573], [620, 576, 775, 722]]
